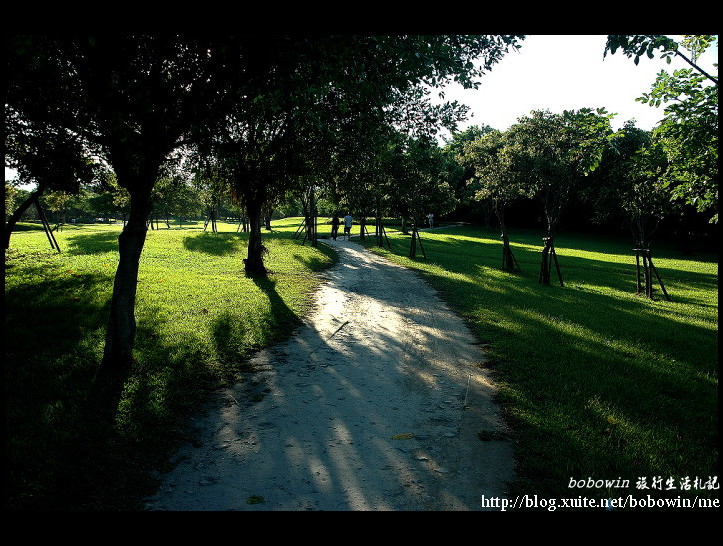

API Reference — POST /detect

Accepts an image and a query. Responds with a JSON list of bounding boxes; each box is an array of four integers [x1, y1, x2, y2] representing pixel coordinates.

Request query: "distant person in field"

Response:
[[427, 212, 434, 228], [331, 213, 340, 240], [343, 213, 353, 239]]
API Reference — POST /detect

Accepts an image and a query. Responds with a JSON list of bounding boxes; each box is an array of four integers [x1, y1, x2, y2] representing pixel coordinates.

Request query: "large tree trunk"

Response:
[[244, 201, 267, 275], [90, 184, 153, 422], [4, 184, 46, 249]]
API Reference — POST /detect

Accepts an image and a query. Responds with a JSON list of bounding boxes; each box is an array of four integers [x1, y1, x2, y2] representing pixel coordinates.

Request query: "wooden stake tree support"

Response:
[[203, 206, 218, 232], [634, 247, 670, 301], [298, 187, 318, 247], [501, 233, 520, 273], [539, 236, 563, 286], [408, 220, 426, 259], [32, 194, 60, 252], [147, 212, 162, 230], [357, 214, 370, 241], [300, 211, 318, 247], [236, 216, 249, 233], [293, 218, 305, 239], [375, 215, 391, 249]]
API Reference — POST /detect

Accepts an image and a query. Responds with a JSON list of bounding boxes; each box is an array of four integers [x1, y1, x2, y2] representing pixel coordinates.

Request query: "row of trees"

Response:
[[5, 34, 524, 419], [5, 168, 250, 229], [456, 108, 613, 281], [449, 35, 717, 283]]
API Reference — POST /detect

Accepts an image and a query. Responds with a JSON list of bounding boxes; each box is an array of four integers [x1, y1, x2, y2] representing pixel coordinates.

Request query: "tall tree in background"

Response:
[[444, 124, 497, 225], [590, 122, 673, 245], [588, 121, 674, 298], [390, 134, 456, 258]]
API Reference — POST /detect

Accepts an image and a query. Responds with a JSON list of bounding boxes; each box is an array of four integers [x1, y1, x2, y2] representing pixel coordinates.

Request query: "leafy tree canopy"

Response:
[[608, 35, 719, 222], [503, 108, 614, 234], [605, 34, 718, 85]]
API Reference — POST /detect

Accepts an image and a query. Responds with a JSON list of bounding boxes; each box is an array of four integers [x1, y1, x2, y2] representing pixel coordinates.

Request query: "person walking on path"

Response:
[[343, 213, 353, 240], [331, 214, 340, 240]]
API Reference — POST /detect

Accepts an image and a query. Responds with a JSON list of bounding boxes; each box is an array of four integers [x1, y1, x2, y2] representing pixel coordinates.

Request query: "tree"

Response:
[[443, 124, 497, 225], [89, 169, 131, 224], [387, 134, 456, 258], [605, 35, 718, 223], [460, 129, 527, 272], [5, 181, 20, 221], [150, 168, 202, 229], [200, 36, 332, 274], [191, 155, 230, 233], [158, 173, 203, 228], [506, 108, 614, 285], [589, 122, 669, 243], [4, 106, 97, 248], [42, 190, 74, 228], [620, 134, 673, 299], [6, 35, 237, 414], [596, 122, 675, 299]]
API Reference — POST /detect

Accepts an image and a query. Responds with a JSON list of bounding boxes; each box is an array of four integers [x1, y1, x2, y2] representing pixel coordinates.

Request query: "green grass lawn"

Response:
[[4, 220, 335, 510], [360, 224, 718, 508], [5, 218, 718, 510]]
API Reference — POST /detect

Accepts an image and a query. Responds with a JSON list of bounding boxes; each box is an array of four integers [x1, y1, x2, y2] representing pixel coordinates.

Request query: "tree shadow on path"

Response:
[[146, 239, 515, 511]]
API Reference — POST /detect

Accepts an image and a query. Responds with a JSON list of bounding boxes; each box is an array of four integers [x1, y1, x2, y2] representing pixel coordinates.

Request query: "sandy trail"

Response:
[[145, 238, 514, 511]]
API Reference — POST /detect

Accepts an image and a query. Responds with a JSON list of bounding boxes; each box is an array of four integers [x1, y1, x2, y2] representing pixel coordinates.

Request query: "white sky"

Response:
[[5, 35, 718, 184], [436, 34, 718, 137]]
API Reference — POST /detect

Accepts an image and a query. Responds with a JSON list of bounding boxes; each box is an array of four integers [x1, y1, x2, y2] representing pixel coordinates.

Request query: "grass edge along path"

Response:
[[4, 221, 336, 510], [360, 224, 718, 511]]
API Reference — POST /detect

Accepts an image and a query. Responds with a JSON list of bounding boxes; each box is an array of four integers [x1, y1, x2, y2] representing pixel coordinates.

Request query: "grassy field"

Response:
[[4, 220, 335, 510], [4, 217, 718, 510], [359, 224, 718, 508]]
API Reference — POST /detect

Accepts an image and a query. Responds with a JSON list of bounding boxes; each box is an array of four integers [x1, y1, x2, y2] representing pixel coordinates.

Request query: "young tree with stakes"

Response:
[[460, 129, 527, 273], [505, 108, 613, 285]]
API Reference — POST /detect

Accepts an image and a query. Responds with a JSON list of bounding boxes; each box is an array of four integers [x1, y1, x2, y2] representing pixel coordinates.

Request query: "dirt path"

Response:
[[144, 238, 515, 511]]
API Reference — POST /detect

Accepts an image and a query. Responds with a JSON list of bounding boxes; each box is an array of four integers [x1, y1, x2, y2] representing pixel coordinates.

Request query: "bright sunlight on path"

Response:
[[145, 239, 514, 511]]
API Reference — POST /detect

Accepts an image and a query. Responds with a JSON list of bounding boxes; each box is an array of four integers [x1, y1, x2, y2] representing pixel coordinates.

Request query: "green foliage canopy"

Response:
[[605, 34, 718, 222], [503, 108, 614, 234]]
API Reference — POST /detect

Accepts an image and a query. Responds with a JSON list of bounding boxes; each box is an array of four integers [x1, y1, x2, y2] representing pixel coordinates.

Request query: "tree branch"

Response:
[[674, 49, 718, 86]]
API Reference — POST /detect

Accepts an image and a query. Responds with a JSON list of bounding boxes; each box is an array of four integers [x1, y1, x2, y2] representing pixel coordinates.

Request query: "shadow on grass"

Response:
[[365, 225, 718, 502], [293, 242, 338, 272], [400, 227, 717, 298], [66, 231, 120, 255], [11, 222, 47, 231], [492, 287, 718, 498], [4, 269, 220, 510], [5, 269, 114, 510], [182, 232, 247, 256], [209, 276, 303, 370]]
